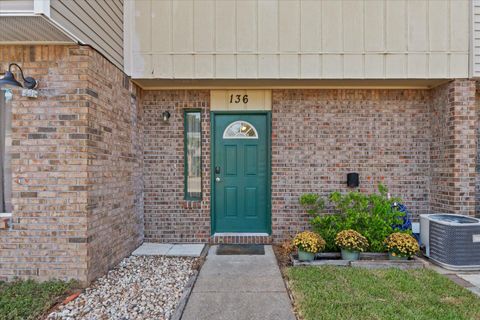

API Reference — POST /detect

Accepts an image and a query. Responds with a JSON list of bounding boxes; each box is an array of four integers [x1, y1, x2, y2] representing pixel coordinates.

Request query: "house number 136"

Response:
[[229, 94, 249, 104]]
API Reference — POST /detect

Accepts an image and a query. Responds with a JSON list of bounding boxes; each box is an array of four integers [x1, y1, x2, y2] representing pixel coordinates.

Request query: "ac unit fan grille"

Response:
[[429, 222, 480, 266]]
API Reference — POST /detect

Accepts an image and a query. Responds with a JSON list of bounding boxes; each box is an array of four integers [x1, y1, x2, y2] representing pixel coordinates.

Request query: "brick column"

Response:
[[0, 45, 143, 284], [430, 79, 477, 216]]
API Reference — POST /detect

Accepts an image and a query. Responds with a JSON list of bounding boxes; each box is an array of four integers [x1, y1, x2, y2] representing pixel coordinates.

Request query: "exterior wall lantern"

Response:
[[162, 111, 171, 122], [347, 172, 359, 188], [0, 63, 38, 89]]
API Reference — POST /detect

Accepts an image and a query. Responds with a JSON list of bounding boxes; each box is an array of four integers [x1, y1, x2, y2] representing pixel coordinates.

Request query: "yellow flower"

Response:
[[293, 231, 326, 253], [335, 229, 369, 252], [384, 232, 419, 258]]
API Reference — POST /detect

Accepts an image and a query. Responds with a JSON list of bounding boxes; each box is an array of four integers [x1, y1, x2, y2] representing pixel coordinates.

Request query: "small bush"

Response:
[[299, 193, 325, 216], [301, 184, 406, 252]]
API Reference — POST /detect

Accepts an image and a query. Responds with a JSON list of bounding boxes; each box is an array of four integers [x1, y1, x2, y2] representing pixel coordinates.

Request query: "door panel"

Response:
[[213, 114, 269, 233], [245, 187, 257, 217], [225, 187, 238, 217], [244, 145, 258, 175], [225, 145, 237, 175]]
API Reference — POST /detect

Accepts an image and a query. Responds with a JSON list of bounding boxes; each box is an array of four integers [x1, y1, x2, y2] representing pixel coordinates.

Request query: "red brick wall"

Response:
[[85, 50, 144, 282], [270, 89, 433, 241], [142, 90, 210, 243], [142, 85, 478, 243], [430, 80, 476, 216], [0, 45, 143, 284]]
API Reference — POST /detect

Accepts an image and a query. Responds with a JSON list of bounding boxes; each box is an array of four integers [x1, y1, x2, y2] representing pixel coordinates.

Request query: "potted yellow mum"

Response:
[[384, 232, 419, 260], [335, 229, 369, 261], [293, 231, 326, 261]]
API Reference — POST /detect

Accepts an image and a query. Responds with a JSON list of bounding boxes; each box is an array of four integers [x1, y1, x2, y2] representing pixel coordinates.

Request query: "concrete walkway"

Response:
[[132, 243, 205, 257], [182, 245, 296, 320]]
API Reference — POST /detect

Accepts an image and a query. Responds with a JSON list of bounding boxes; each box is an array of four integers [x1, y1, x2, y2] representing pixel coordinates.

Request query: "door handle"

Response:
[[215, 177, 221, 182]]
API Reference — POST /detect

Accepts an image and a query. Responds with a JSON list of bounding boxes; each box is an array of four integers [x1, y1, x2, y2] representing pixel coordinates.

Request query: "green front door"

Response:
[[213, 114, 269, 233]]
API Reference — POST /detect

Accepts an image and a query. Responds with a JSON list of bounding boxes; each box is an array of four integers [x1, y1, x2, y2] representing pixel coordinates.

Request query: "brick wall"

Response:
[[142, 90, 210, 243], [85, 50, 144, 282], [431, 80, 476, 216], [0, 45, 143, 284], [270, 89, 433, 242], [142, 85, 478, 244], [1, 46, 478, 278]]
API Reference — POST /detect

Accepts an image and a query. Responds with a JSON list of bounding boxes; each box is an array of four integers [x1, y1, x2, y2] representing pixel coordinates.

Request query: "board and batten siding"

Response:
[[472, 0, 480, 77], [125, 0, 470, 80], [49, 0, 124, 69]]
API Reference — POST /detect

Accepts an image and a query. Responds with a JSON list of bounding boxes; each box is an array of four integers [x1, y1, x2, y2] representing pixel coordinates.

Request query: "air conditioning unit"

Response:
[[420, 214, 480, 271]]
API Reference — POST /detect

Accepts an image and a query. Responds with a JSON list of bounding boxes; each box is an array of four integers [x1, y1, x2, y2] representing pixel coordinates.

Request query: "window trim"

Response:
[[0, 90, 4, 212], [184, 109, 202, 201], [0, 89, 12, 214]]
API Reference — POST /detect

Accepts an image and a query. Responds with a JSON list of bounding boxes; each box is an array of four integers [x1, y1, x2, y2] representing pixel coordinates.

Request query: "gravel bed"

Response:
[[47, 255, 197, 320]]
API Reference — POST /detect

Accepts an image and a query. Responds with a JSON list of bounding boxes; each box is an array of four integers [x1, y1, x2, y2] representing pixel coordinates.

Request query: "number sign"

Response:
[[211, 90, 272, 111]]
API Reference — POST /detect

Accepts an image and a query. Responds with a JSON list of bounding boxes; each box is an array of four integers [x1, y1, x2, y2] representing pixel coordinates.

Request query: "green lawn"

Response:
[[0, 279, 75, 320], [286, 266, 480, 320]]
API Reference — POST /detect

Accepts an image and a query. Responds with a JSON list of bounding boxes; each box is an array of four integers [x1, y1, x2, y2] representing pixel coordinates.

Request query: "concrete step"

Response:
[[211, 232, 273, 244]]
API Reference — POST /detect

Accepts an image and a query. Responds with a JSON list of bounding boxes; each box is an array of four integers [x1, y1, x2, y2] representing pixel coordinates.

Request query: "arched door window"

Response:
[[223, 121, 258, 139]]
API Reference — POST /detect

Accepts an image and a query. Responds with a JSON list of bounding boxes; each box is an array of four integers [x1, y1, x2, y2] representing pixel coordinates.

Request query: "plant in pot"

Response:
[[292, 231, 326, 261], [335, 229, 369, 261], [384, 232, 419, 260]]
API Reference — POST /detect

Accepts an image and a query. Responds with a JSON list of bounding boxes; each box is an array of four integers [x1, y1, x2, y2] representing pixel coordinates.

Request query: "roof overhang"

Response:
[[133, 79, 452, 90], [0, 15, 76, 44]]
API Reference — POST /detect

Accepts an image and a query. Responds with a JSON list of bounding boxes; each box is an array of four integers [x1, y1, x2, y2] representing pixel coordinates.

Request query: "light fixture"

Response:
[[162, 111, 171, 122], [0, 63, 38, 89]]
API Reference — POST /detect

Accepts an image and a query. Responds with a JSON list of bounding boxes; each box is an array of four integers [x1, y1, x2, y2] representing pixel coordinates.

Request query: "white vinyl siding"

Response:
[[50, 0, 123, 69]]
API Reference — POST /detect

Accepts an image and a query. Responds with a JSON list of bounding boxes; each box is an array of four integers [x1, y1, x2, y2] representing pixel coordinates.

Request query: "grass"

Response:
[[0, 279, 75, 320], [286, 266, 480, 320]]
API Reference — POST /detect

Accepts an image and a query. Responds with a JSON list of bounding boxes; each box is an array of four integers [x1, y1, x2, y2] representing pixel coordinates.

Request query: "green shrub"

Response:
[[300, 184, 406, 252], [308, 213, 342, 252], [299, 193, 325, 216]]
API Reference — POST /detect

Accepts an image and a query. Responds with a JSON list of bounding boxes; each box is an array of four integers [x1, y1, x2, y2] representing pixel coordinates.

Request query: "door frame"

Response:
[[210, 111, 272, 235]]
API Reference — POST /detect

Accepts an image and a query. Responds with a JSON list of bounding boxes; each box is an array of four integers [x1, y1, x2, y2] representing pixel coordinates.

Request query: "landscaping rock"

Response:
[[47, 256, 197, 320]]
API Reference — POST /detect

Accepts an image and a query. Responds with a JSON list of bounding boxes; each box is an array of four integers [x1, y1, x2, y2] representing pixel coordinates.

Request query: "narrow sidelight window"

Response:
[[184, 111, 202, 200], [0, 90, 12, 213]]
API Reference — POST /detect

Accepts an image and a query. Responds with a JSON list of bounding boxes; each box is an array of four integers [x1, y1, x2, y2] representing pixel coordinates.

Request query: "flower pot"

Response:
[[388, 252, 409, 260], [298, 249, 315, 261], [341, 249, 360, 261]]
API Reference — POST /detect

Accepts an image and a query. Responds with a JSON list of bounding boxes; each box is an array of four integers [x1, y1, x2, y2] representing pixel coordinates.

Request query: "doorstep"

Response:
[[211, 232, 273, 244], [132, 243, 205, 257]]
